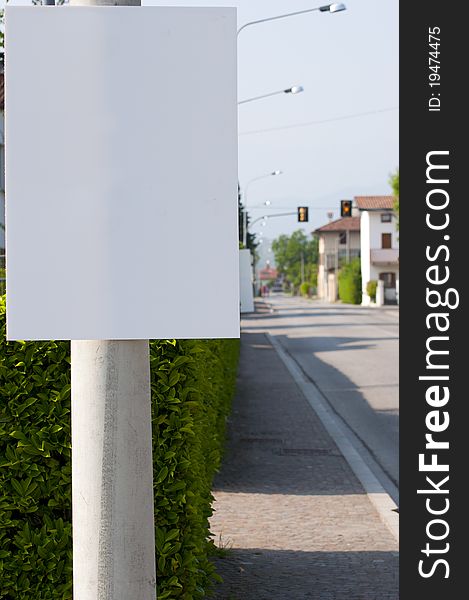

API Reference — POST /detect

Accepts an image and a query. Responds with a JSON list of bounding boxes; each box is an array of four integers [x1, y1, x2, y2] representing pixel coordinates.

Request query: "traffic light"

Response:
[[297, 206, 309, 222], [340, 200, 352, 217]]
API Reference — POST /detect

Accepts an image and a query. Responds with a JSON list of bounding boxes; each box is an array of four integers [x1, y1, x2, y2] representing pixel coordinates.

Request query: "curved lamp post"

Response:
[[242, 171, 282, 247], [237, 3, 346, 37], [238, 2, 345, 245], [238, 85, 304, 105]]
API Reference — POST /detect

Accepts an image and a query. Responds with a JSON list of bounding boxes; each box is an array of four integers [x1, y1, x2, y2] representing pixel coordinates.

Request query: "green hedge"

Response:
[[338, 258, 362, 305], [0, 296, 239, 599], [366, 280, 378, 302]]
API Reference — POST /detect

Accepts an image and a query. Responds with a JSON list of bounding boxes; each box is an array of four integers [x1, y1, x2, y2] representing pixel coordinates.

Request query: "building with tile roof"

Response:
[[355, 196, 395, 211], [356, 196, 398, 305], [314, 215, 361, 302]]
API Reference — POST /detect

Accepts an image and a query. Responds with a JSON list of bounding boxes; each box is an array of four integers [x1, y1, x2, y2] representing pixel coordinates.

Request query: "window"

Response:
[[382, 233, 392, 249], [339, 231, 347, 245], [379, 272, 396, 288], [381, 213, 392, 223]]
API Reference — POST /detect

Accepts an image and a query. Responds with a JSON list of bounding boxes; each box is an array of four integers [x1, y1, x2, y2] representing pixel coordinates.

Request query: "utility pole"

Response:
[[69, 1, 156, 599]]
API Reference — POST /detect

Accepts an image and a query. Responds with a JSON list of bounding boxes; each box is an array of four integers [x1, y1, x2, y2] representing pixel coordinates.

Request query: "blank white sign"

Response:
[[5, 6, 239, 340]]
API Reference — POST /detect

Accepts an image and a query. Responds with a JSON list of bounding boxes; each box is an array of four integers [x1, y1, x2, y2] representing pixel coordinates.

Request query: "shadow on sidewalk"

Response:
[[243, 323, 399, 333], [209, 331, 399, 599], [210, 548, 398, 600], [213, 332, 398, 496]]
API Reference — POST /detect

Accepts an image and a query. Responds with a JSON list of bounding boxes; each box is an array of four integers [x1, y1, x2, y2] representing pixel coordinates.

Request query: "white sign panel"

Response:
[[5, 6, 239, 340]]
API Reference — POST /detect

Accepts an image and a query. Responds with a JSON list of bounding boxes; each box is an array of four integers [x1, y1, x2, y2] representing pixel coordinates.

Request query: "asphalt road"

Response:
[[243, 294, 399, 502]]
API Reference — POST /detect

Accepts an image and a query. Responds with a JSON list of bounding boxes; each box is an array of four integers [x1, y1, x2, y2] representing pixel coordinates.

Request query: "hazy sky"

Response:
[[4, 0, 398, 243], [143, 1, 398, 241]]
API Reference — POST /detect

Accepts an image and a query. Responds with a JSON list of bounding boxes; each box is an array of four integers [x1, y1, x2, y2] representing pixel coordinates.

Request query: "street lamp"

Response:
[[242, 171, 282, 247], [237, 3, 346, 36], [250, 215, 269, 229], [238, 85, 304, 105]]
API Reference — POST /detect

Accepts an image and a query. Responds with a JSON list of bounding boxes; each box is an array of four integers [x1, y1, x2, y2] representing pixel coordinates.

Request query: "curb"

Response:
[[267, 332, 399, 542]]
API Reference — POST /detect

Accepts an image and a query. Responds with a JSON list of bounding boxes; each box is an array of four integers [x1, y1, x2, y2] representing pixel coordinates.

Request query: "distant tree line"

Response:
[[271, 229, 318, 294]]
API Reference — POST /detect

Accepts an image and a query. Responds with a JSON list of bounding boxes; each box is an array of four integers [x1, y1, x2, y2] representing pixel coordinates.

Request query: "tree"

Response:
[[389, 168, 399, 230], [271, 229, 318, 292], [238, 183, 258, 253], [338, 257, 362, 304]]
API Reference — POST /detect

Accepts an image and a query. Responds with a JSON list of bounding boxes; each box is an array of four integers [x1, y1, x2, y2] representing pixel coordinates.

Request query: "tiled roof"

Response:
[[314, 216, 360, 233], [355, 196, 395, 210], [259, 267, 278, 281]]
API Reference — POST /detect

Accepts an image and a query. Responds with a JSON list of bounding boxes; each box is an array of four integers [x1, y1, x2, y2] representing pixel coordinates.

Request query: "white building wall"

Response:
[[369, 264, 400, 281], [318, 235, 325, 256], [318, 230, 361, 301], [317, 236, 326, 299], [317, 264, 325, 299], [369, 212, 399, 249], [323, 234, 338, 254], [348, 230, 361, 250], [239, 249, 254, 313], [361, 210, 399, 305], [360, 211, 371, 304]]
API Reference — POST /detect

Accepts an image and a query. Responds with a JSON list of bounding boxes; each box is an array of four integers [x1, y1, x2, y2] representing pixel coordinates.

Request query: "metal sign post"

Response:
[[67, 3, 156, 599], [5, 3, 238, 597]]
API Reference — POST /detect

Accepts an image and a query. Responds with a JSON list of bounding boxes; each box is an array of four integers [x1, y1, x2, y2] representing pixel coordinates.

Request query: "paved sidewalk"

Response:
[[209, 306, 398, 599]]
